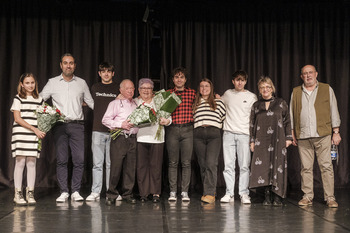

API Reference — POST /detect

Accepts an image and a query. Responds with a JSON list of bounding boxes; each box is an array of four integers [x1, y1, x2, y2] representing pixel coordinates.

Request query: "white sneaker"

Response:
[[116, 195, 123, 201], [86, 192, 100, 202], [56, 192, 69, 203], [71, 191, 84, 202], [220, 194, 234, 203], [14, 189, 27, 205], [168, 192, 177, 201], [240, 194, 251, 204], [181, 192, 190, 202]]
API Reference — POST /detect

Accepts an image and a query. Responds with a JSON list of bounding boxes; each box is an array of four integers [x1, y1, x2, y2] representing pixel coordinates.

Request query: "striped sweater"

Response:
[[193, 98, 226, 129]]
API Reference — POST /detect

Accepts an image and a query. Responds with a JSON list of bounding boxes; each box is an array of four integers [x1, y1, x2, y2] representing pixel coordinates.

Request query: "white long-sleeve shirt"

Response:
[[40, 74, 94, 121], [221, 89, 257, 135]]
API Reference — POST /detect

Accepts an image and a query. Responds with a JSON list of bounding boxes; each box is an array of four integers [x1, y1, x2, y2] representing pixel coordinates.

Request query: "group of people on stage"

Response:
[[11, 53, 341, 209]]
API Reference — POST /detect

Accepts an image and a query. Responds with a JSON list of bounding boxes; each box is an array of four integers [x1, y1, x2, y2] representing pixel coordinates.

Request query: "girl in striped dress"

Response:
[[193, 78, 226, 204], [11, 73, 45, 205]]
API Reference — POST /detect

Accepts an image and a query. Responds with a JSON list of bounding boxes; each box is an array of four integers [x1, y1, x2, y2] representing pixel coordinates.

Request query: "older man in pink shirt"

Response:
[[102, 79, 138, 205]]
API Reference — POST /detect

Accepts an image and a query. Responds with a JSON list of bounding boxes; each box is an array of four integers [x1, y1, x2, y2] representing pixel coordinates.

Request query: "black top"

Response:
[[91, 82, 120, 132]]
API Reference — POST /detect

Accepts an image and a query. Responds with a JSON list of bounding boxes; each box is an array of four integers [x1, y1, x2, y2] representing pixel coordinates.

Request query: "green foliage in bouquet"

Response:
[[34, 103, 65, 151], [153, 89, 182, 140], [110, 103, 157, 140]]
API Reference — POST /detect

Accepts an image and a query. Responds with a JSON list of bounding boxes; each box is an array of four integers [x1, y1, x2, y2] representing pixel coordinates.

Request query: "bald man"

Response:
[[290, 65, 341, 208], [102, 79, 138, 205]]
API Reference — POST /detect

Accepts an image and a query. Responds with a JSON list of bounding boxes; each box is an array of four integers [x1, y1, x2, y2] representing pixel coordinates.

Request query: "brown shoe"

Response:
[[326, 197, 338, 208], [202, 195, 215, 204], [298, 197, 312, 206]]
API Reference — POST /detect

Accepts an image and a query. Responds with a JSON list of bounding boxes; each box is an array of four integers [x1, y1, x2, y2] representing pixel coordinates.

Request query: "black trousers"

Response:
[[193, 126, 221, 196], [106, 135, 137, 199], [137, 142, 164, 197]]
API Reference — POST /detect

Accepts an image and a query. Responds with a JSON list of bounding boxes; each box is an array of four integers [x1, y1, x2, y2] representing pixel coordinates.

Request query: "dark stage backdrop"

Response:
[[160, 1, 350, 190], [0, 1, 349, 193]]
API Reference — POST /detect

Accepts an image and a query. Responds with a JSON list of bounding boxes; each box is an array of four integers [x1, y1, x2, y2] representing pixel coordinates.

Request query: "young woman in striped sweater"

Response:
[[193, 78, 226, 204]]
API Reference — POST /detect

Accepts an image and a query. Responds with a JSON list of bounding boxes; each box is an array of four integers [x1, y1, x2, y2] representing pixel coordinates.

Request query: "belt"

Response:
[[171, 122, 193, 127], [120, 133, 137, 138], [64, 120, 85, 125]]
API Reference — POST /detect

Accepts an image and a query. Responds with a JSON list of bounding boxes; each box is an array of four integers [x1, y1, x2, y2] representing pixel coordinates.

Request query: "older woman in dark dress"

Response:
[[249, 76, 292, 206]]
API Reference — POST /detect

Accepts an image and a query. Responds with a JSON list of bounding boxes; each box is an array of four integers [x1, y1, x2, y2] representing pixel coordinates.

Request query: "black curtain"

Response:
[[0, 0, 145, 187], [1, 0, 349, 190], [160, 1, 350, 188]]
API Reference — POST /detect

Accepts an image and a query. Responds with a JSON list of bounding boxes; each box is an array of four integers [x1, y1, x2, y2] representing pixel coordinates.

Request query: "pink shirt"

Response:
[[102, 98, 139, 135]]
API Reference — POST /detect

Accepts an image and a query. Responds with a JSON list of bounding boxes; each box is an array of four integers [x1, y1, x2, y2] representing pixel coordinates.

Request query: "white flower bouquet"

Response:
[[34, 103, 65, 151], [153, 89, 182, 140], [110, 103, 157, 140]]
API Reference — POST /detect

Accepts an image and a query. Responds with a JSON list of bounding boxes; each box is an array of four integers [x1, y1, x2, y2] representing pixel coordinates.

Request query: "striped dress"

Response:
[[193, 98, 226, 129], [11, 95, 43, 158]]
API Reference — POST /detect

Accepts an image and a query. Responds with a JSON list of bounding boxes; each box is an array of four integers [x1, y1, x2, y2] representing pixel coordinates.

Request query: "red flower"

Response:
[[151, 108, 156, 116]]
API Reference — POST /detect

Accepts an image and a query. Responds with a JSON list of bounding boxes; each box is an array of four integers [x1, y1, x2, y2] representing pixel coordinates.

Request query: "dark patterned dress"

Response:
[[249, 97, 292, 198]]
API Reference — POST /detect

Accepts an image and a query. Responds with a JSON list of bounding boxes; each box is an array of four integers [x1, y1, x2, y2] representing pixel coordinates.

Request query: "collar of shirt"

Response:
[[302, 81, 319, 94], [59, 74, 77, 82], [172, 87, 189, 93]]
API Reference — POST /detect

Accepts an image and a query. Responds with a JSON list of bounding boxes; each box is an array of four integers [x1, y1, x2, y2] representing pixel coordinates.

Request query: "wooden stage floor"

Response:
[[0, 187, 349, 232]]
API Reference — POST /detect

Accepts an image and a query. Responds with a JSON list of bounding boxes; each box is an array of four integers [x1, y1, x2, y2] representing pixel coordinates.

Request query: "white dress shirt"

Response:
[[40, 74, 94, 120]]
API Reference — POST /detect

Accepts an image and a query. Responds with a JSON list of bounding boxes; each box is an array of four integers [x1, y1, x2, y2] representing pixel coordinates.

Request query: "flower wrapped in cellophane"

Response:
[[34, 103, 65, 151], [110, 103, 157, 140], [153, 89, 182, 140]]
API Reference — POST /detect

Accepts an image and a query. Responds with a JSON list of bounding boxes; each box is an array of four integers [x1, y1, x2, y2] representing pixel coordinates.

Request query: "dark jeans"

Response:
[[193, 126, 221, 196], [53, 122, 85, 193], [166, 124, 193, 193], [107, 135, 137, 199], [137, 142, 164, 197]]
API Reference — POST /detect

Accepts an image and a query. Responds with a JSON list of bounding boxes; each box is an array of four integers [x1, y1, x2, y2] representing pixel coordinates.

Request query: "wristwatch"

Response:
[[333, 130, 339, 134]]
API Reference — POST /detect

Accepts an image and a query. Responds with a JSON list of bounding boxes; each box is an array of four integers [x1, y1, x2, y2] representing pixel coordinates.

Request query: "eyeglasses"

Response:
[[259, 86, 272, 90], [139, 87, 153, 90]]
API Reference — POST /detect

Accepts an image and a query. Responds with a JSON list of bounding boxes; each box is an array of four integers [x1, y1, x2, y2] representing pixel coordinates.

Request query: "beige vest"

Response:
[[292, 82, 331, 138]]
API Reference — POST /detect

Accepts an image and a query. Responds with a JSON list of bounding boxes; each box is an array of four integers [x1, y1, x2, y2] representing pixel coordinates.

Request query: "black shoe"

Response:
[[263, 187, 272, 206], [105, 197, 116, 206], [140, 197, 147, 203], [125, 197, 136, 204], [272, 194, 283, 207], [152, 195, 160, 203]]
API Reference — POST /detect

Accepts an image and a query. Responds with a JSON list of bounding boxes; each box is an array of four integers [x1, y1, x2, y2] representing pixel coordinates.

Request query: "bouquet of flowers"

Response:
[[153, 89, 182, 140], [34, 103, 65, 151], [110, 103, 157, 140]]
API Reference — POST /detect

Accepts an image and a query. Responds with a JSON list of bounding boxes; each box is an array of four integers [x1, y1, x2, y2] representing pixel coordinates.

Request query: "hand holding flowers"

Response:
[[110, 103, 157, 140], [34, 103, 65, 151], [110, 90, 181, 141], [153, 89, 182, 140], [121, 119, 134, 131]]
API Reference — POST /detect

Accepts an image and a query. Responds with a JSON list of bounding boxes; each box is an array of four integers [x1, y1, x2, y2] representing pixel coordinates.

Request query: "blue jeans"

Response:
[[222, 131, 251, 196], [91, 131, 111, 194]]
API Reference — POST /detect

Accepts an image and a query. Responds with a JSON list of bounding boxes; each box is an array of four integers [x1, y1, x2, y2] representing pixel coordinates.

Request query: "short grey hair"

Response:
[[138, 78, 154, 88]]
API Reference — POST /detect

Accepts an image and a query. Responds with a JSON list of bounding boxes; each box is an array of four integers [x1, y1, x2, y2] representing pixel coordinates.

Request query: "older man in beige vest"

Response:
[[290, 64, 341, 208]]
